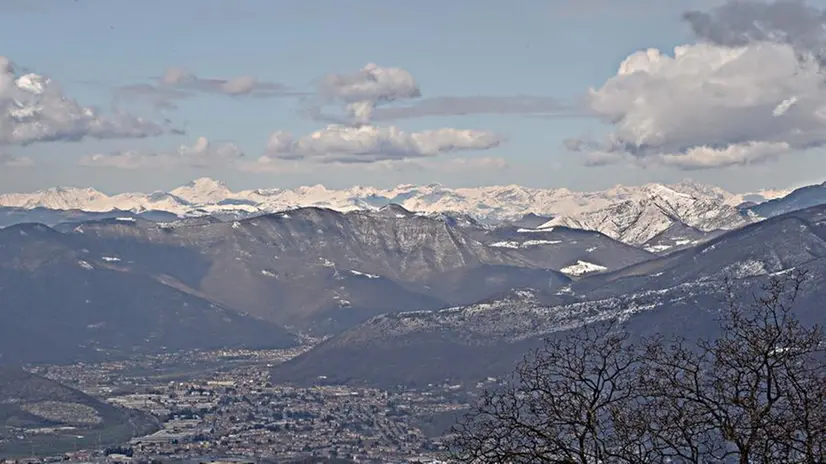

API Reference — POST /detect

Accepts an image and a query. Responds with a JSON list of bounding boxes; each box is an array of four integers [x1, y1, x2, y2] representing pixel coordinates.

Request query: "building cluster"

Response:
[[16, 348, 481, 463]]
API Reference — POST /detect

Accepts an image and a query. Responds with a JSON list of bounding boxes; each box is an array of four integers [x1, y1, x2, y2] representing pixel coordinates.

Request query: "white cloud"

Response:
[[79, 136, 244, 170], [656, 142, 791, 170], [309, 64, 566, 124], [567, 41, 826, 169], [319, 63, 420, 104], [280, 64, 509, 164], [311, 63, 421, 125], [264, 124, 503, 164], [0, 153, 34, 167], [0, 56, 164, 146], [583, 141, 791, 170]]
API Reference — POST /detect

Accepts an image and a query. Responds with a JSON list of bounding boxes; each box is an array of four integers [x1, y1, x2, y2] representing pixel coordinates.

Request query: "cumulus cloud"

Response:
[[0, 56, 164, 146], [0, 153, 34, 167], [319, 63, 420, 104], [684, 0, 826, 62], [79, 136, 244, 170], [279, 64, 508, 164], [307, 64, 565, 124], [583, 141, 792, 170], [567, 40, 826, 169], [263, 124, 503, 164], [313, 63, 421, 124]]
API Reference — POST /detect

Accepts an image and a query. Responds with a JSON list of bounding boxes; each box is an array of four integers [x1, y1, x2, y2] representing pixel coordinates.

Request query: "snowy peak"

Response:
[[0, 186, 109, 211], [0, 178, 808, 247], [170, 177, 232, 204], [541, 183, 751, 246]]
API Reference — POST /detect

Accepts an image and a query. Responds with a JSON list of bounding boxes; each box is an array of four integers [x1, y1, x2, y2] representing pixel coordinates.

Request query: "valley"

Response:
[[1, 178, 826, 462]]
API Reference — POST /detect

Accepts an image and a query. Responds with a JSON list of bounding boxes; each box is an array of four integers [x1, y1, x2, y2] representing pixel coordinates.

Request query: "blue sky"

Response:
[[1, 0, 825, 193]]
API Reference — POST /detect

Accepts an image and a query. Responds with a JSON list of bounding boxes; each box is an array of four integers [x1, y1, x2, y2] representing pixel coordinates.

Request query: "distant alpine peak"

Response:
[[170, 177, 232, 204], [0, 178, 803, 246]]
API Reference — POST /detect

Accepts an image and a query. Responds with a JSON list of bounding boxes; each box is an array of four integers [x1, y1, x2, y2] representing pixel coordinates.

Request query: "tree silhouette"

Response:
[[451, 321, 642, 463], [451, 270, 825, 464]]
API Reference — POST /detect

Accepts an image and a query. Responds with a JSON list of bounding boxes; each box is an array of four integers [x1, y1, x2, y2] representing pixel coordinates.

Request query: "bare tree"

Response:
[[638, 270, 825, 464], [451, 271, 825, 464], [450, 321, 646, 464]]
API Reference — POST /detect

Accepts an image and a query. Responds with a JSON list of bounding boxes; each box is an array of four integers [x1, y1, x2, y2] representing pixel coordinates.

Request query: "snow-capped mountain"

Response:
[[0, 187, 111, 211], [0, 177, 797, 245], [169, 177, 235, 205], [538, 183, 752, 245]]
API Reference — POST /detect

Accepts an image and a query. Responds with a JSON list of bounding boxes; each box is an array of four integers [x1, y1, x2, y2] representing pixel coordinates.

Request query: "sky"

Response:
[[1, 0, 826, 194]]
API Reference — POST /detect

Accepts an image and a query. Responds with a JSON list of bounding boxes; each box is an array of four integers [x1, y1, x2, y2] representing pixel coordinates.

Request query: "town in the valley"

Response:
[[0, 346, 487, 464]]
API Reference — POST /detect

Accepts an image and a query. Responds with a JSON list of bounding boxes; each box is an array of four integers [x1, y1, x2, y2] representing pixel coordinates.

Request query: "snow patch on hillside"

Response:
[[350, 270, 380, 279], [559, 260, 608, 276]]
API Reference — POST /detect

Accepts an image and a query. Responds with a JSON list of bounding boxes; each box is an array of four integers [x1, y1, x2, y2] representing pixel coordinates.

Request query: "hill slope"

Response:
[[747, 181, 826, 219], [0, 367, 158, 457], [60, 208, 571, 332], [0, 223, 296, 365], [273, 205, 826, 387]]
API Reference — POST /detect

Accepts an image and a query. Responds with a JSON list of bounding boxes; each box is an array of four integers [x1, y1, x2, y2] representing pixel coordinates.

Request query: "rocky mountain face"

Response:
[[539, 184, 752, 246], [4, 178, 826, 384], [272, 204, 826, 387], [0, 178, 791, 245], [0, 223, 296, 365], [58, 207, 590, 332], [2, 204, 639, 363]]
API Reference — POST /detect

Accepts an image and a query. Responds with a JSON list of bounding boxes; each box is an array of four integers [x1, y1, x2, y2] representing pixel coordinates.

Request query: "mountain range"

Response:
[[0, 178, 801, 247], [2, 177, 826, 389], [273, 204, 826, 387], [0, 199, 656, 364]]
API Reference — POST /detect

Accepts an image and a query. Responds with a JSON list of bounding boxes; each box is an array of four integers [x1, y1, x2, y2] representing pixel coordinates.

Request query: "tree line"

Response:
[[450, 271, 825, 463]]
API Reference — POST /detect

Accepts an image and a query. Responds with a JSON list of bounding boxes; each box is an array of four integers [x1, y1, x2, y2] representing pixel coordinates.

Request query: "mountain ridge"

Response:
[[271, 203, 826, 387], [0, 178, 793, 246], [56, 206, 578, 332]]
